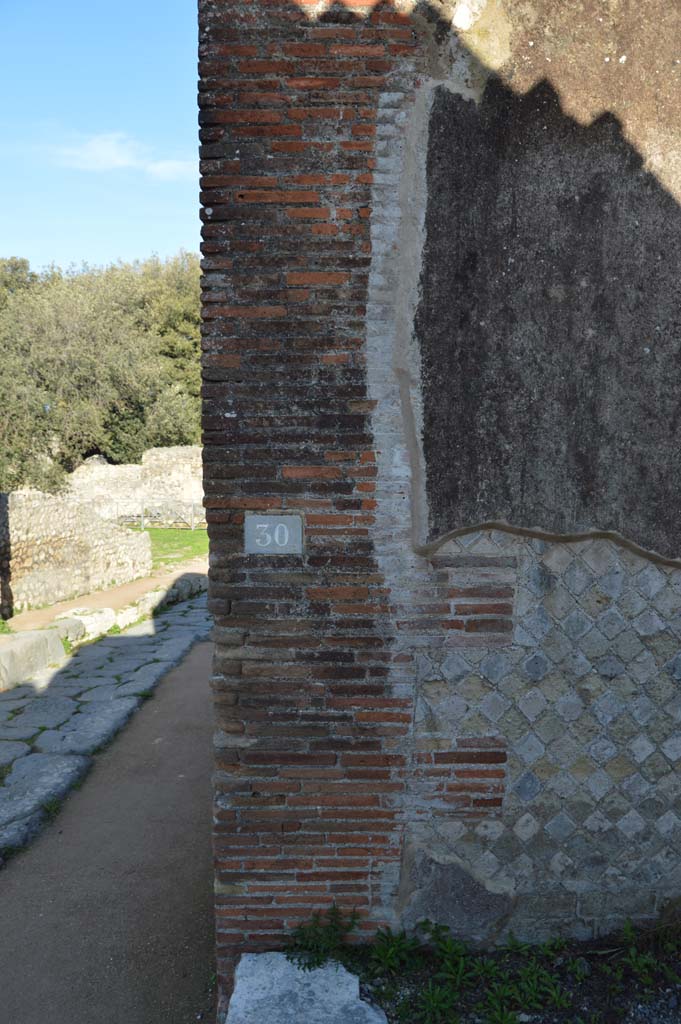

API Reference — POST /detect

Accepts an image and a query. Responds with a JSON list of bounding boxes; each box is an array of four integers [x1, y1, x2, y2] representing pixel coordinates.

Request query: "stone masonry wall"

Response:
[[67, 446, 203, 519], [200, 0, 681, 1011], [0, 491, 152, 615]]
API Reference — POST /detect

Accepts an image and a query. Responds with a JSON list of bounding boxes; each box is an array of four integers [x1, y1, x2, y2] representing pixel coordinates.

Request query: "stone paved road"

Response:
[[0, 594, 211, 855]]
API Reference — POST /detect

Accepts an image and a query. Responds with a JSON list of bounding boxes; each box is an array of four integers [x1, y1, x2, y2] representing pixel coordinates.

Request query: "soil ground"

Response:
[[0, 641, 215, 1024]]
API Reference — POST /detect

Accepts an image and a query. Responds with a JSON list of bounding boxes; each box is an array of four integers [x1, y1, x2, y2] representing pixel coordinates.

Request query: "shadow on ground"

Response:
[[0, 576, 212, 856]]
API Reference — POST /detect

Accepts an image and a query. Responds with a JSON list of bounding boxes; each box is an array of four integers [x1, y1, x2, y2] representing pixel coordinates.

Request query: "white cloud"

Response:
[[145, 158, 197, 182], [52, 132, 196, 182]]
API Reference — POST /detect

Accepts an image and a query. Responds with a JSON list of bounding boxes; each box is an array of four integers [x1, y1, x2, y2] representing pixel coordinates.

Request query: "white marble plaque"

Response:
[[244, 513, 304, 555]]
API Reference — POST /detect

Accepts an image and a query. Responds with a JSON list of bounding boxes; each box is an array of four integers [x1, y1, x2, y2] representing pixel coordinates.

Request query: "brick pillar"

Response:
[[199, 0, 419, 1007]]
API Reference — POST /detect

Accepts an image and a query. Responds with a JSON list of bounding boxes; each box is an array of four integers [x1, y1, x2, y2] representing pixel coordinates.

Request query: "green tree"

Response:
[[0, 252, 201, 492]]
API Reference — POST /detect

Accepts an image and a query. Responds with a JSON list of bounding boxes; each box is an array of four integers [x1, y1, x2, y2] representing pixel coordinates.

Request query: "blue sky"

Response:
[[0, 1, 199, 271]]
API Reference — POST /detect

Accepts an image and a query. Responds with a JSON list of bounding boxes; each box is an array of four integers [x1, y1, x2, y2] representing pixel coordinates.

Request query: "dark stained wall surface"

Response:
[[416, 79, 681, 559]]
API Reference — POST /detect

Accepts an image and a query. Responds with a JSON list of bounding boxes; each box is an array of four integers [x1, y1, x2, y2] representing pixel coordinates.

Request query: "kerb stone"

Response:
[[225, 953, 387, 1024]]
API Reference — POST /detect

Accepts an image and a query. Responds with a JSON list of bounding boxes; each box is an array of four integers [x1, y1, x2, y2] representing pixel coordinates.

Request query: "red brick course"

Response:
[[199, 0, 512, 1010]]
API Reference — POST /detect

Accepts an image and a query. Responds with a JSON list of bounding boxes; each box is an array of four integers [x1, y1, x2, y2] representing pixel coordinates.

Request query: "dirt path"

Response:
[[0, 641, 216, 1024]]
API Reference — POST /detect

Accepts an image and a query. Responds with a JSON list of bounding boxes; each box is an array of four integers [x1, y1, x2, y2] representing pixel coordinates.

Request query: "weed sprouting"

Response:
[[370, 927, 422, 977], [284, 911, 681, 1023], [286, 904, 359, 971]]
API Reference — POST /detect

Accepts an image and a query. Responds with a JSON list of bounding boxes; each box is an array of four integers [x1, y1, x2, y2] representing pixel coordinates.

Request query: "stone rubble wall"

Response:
[[0, 490, 152, 615], [66, 446, 204, 520]]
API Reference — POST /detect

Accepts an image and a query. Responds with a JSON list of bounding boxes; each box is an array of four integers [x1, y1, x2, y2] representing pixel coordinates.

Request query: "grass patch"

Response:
[[286, 909, 681, 1024], [135, 526, 209, 570], [0, 619, 12, 635], [41, 798, 62, 820]]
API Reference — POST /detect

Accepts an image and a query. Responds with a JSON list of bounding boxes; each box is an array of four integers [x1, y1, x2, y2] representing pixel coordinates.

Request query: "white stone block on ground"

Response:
[[57, 607, 116, 640], [225, 953, 387, 1024]]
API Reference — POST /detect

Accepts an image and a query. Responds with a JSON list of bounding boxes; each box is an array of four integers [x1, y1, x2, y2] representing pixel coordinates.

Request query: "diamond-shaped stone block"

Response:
[[516, 732, 545, 765], [513, 812, 540, 842], [523, 653, 550, 683], [518, 688, 548, 721], [661, 734, 681, 762], [628, 734, 655, 764], [616, 810, 646, 838], [545, 812, 577, 841], [563, 609, 593, 641]]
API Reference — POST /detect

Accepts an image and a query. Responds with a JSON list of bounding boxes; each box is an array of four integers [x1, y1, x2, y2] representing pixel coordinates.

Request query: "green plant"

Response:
[[482, 1007, 519, 1024], [0, 619, 11, 635], [61, 636, 73, 655], [470, 958, 502, 983], [286, 904, 359, 971], [396, 996, 415, 1022], [515, 963, 548, 1012], [369, 928, 422, 977], [566, 957, 591, 983], [621, 945, 657, 988], [415, 981, 458, 1024], [538, 936, 568, 957], [107, 624, 122, 636], [478, 981, 520, 1019], [541, 976, 572, 1010], [437, 953, 474, 993], [503, 933, 532, 956], [42, 798, 62, 819]]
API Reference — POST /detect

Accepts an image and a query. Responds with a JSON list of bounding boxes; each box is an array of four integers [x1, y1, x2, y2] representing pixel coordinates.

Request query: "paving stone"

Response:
[[0, 595, 208, 861], [11, 697, 78, 730], [46, 682, 95, 699], [0, 686, 36, 702], [0, 741, 30, 768], [5, 752, 91, 804], [0, 784, 65, 831], [119, 661, 174, 692], [226, 952, 388, 1024], [0, 699, 30, 715], [0, 810, 46, 851], [33, 699, 141, 756], [0, 722, 41, 741], [78, 686, 122, 702]]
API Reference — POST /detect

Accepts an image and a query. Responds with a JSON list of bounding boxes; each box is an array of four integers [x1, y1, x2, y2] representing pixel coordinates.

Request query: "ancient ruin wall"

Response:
[[0, 491, 152, 615], [200, 0, 681, 1007], [67, 446, 203, 518]]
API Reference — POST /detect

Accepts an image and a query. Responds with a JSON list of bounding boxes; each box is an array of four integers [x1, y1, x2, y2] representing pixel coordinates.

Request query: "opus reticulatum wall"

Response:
[[199, 0, 681, 1008]]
